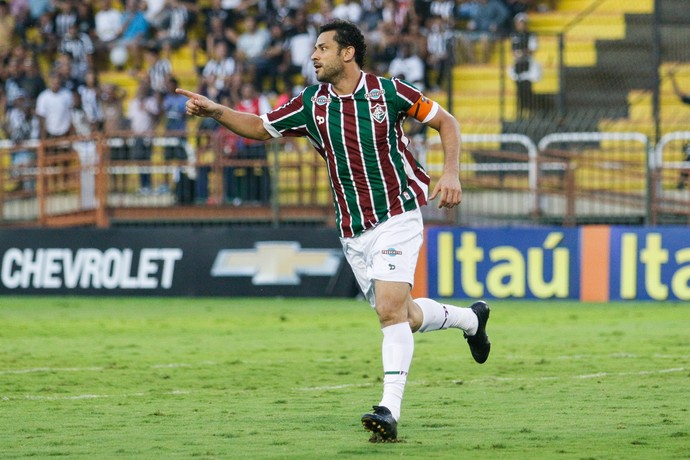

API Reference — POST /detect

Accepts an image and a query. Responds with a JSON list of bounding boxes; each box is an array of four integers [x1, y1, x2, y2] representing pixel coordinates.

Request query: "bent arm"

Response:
[[425, 106, 463, 208], [175, 88, 272, 141]]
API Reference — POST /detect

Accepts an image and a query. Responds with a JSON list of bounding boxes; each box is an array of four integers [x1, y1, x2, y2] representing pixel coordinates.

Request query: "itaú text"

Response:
[[1, 248, 183, 289]]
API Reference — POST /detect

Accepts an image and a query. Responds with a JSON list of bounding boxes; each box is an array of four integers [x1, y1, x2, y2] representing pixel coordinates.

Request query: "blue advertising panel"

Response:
[[609, 227, 690, 301], [426, 227, 581, 300]]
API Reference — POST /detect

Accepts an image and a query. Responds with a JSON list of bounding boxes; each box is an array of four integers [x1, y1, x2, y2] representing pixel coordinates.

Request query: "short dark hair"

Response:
[[319, 19, 366, 68]]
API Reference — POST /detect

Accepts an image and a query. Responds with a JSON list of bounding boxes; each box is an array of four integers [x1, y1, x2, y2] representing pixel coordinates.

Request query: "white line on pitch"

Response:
[[297, 367, 688, 391], [1, 390, 191, 402]]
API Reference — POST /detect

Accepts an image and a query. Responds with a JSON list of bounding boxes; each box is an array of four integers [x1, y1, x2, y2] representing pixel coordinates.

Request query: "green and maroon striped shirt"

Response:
[[261, 72, 435, 238]]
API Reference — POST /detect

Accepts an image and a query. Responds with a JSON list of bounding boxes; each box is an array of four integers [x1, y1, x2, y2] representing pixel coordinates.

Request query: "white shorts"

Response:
[[340, 208, 424, 307]]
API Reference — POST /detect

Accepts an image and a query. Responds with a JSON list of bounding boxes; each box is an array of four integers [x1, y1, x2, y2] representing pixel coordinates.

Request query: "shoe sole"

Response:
[[361, 416, 397, 441]]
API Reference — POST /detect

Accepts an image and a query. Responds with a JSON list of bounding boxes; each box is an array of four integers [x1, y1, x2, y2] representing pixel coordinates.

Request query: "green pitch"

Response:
[[0, 297, 688, 459]]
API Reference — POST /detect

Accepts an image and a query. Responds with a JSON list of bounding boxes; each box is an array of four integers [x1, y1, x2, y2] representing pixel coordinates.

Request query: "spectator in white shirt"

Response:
[[36, 72, 74, 139], [388, 42, 426, 90], [94, 0, 123, 64]]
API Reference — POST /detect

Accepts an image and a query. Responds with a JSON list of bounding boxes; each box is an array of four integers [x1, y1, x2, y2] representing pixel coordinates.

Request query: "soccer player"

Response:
[[176, 19, 490, 442]]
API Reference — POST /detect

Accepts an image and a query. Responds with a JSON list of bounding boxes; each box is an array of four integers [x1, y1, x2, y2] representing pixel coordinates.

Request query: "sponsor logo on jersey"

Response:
[[311, 95, 331, 105], [381, 248, 403, 256], [371, 104, 386, 123], [365, 89, 385, 100]]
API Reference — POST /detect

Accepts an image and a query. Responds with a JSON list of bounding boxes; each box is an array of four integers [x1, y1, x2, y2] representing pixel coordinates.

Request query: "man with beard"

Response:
[[175, 19, 490, 443]]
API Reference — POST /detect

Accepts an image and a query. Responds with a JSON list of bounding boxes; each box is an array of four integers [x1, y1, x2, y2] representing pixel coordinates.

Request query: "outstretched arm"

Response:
[[425, 106, 463, 209], [175, 88, 272, 141]]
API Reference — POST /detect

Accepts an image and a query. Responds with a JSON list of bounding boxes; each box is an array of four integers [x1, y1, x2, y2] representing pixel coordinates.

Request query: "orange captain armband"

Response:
[[406, 96, 438, 123]]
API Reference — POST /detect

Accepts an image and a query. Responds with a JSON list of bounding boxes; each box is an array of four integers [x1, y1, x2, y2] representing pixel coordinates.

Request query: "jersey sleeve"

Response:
[[260, 91, 310, 139], [392, 78, 439, 124]]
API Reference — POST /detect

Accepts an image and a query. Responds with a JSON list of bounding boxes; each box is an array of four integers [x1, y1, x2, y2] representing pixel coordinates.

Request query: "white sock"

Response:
[[415, 297, 478, 335], [378, 322, 414, 421]]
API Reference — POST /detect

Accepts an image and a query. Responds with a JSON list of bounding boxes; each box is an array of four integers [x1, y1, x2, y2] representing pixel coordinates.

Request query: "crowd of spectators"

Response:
[[0, 0, 546, 202]]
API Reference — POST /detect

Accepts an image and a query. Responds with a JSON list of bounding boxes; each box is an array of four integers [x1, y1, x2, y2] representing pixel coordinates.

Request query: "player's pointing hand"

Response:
[[175, 88, 221, 119]]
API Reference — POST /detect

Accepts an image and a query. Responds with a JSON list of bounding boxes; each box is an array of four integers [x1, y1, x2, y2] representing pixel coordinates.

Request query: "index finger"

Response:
[[175, 88, 198, 99]]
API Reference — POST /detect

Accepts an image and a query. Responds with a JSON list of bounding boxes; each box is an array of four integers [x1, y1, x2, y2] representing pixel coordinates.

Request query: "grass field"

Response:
[[0, 297, 688, 459]]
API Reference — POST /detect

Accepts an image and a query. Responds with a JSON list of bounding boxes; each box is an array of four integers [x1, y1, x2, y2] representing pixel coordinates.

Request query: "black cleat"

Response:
[[361, 405, 398, 442], [464, 301, 491, 364]]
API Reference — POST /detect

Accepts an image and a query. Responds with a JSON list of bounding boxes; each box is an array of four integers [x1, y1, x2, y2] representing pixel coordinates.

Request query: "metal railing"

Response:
[[2, 130, 689, 228]]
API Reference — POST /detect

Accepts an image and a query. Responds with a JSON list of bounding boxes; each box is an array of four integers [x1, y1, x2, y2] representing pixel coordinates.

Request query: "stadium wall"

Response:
[[0, 226, 687, 301]]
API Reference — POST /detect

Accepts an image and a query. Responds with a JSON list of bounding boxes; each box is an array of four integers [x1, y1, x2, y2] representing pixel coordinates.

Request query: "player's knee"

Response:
[[375, 301, 407, 327]]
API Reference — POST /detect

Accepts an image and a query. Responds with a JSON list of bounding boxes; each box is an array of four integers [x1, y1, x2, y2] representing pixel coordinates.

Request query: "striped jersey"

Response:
[[261, 72, 437, 238]]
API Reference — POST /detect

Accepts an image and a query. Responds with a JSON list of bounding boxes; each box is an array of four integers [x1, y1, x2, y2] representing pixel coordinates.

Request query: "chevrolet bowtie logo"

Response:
[[210, 241, 342, 285]]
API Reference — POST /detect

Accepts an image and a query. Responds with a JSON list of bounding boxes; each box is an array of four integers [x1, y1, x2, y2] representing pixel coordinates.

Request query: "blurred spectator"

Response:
[[282, 10, 316, 91], [145, 0, 167, 29], [74, 1, 95, 36], [310, 0, 335, 27], [29, 0, 54, 26], [126, 78, 160, 194], [368, 19, 399, 75], [3, 91, 39, 191], [99, 82, 128, 192], [0, 0, 15, 60], [4, 56, 25, 109], [201, 15, 235, 68], [36, 71, 74, 139], [424, 14, 454, 91], [429, 0, 456, 22], [226, 82, 271, 204], [143, 45, 172, 95], [381, 0, 412, 30], [10, 0, 31, 43], [456, 0, 479, 20], [254, 21, 288, 94], [53, 0, 78, 39], [332, 0, 362, 23], [201, 40, 240, 100], [388, 42, 426, 90], [36, 70, 73, 192], [20, 55, 47, 102], [507, 12, 540, 118], [5, 91, 39, 143], [163, 75, 195, 203], [457, 0, 509, 64], [152, 0, 190, 60], [71, 89, 98, 209], [78, 69, 104, 129], [111, 0, 150, 70], [36, 11, 58, 63], [94, 0, 123, 65], [58, 22, 95, 83], [404, 18, 428, 66], [235, 16, 270, 74], [201, 0, 240, 51], [100, 83, 127, 134], [53, 53, 82, 90]]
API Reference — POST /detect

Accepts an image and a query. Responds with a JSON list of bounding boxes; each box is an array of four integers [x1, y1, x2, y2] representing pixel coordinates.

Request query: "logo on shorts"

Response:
[[381, 248, 403, 256]]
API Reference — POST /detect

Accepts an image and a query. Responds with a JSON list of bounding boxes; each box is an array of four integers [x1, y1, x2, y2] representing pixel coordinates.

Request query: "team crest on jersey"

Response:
[[311, 95, 331, 105], [371, 104, 386, 123], [365, 89, 385, 100]]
